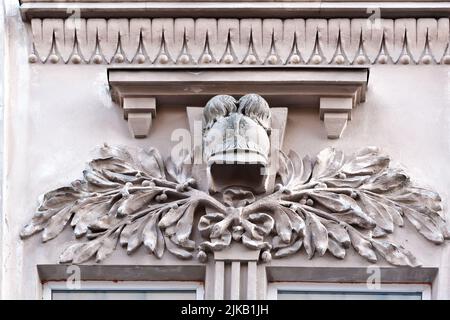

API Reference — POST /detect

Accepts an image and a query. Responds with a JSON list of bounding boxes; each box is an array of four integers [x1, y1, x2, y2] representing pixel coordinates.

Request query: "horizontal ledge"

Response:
[[108, 66, 370, 85], [38, 264, 206, 282], [108, 66, 368, 108], [20, 2, 450, 20], [266, 266, 438, 283]]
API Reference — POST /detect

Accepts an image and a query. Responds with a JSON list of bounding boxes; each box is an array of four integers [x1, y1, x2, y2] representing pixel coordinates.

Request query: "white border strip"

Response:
[[42, 280, 204, 300]]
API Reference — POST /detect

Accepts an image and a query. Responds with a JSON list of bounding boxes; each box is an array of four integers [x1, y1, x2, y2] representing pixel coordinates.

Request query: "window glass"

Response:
[[277, 290, 422, 300], [44, 281, 203, 300], [268, 282, 430, 300], [51, 289, 197, 300]]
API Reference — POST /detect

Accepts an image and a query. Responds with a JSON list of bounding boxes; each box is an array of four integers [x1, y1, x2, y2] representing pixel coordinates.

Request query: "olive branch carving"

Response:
[[21, 144, 448, 266]]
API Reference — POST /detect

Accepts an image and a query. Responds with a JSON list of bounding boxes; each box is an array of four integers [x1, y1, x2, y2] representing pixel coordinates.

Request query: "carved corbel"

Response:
[[122, 97, 156, 138], [320, 97, 353, 139]]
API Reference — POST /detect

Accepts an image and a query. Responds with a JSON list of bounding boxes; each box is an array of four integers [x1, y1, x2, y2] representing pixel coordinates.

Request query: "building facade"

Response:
[[1, 0, 450, 300]]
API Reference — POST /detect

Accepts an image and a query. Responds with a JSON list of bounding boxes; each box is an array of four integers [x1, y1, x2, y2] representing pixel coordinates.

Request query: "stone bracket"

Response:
[[122, 97, 156, 138], [320, 97, 353, 139]]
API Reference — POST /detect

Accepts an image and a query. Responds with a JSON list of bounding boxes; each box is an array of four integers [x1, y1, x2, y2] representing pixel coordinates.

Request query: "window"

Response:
[[267, 282, 431, 300], [43, 281, 204, 300]]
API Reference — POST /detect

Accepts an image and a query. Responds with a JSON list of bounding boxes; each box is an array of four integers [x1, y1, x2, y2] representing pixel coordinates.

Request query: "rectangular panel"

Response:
[[52, 289, 197, 300]]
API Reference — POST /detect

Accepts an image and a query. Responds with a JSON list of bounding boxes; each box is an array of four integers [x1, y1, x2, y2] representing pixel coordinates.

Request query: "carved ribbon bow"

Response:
[[198, 189, 274, 253]]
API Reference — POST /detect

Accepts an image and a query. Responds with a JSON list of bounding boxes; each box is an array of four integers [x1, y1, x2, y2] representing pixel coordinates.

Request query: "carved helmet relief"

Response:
[[202, 94, 271, 194], [21, 94, 449, 267]]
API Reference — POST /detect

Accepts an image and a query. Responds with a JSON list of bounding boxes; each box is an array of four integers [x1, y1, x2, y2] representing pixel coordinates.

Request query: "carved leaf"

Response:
[[59, 242, 85, 264], [403, 207, 445, 244], [164, 235, 193, 259], [73, 201, 111, 238], [120, 216, 144, 248], [307, 191, 376, 229], [117, 190, 159, 216], [89, 157, 137, 175], [358, 192, 395, 234], [298, 155, 313, 185], [312, 147, 344, 179], [72, 240, 103, 264], [391, 187, 442, 212], [165, 152, 192, 184], [277, 150, 294, 186], [38, 186, 84, 211], [341, 148, 389, 176], [83, 169, 120, 189], [273, 207, 293, 243], [321, 220, 351, 248], [361, 168, 409, 193], [158, 203, 189, 229], [70, 198, 104, 227], [373, 196, 404, 227], [143, 214, 159, 253], [348, 228, 377, 262], [126, 224, 143, 254], [371, 240, 420, 267], [96, 229, 121, 262], [323, 176, 369, 188], [303, 218, 314, 258], [42, 206, 74, 242], [138, 147, 166, 179], [274, 238, 303, 258], [327, 238, 346, 259], [154, 225, 166, 259], [20, 217, 47, 239], [101, 170, 141, 184], [278, 150, 313, 189], [94, 144, 134, 163], [174, 202, 197, 243], [280, 206, 305, 234], [304, 212, 328, 257]]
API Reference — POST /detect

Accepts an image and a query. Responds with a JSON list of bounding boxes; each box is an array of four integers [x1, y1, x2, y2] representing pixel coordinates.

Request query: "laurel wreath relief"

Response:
[[20, 144, 448, 267]]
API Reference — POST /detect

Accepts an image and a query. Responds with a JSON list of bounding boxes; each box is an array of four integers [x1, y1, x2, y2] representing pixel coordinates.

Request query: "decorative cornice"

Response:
[[107, 67, 369, 138], [28, 17, 450, 65]]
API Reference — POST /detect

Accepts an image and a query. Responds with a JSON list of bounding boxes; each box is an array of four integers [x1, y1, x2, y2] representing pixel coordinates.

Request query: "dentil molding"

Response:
[[27, 17, 450, 65]]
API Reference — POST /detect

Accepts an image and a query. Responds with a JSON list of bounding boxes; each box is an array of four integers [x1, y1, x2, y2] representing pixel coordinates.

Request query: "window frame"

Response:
[[267, 282, 431, 300], [42, 280, 204, 300]]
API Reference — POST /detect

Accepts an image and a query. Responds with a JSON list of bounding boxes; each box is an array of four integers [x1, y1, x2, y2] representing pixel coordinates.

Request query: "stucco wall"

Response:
[[1, 1, 450, 299]]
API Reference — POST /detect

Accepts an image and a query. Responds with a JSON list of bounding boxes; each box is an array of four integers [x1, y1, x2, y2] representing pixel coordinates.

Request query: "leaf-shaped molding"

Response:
[[29, 18, 450, 65], [21, 145, 449, 266]]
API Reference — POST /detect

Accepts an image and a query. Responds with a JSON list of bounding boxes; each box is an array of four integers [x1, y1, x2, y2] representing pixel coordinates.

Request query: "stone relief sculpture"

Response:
[[21, 94, 448, 267]]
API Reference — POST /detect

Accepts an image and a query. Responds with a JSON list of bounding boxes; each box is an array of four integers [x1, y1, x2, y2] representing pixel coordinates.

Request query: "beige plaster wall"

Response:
[[1, 1, 450, 299]]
